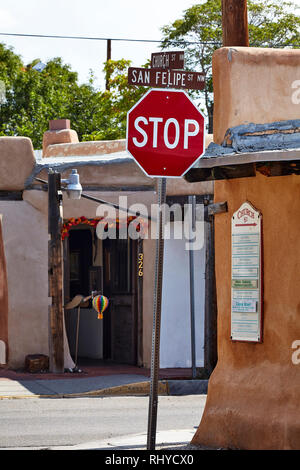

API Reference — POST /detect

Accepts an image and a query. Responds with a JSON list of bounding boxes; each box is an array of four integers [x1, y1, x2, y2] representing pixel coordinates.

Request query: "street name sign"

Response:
[[151, 51, 185, 69], [128, 67, 205, 91], [231, 201, 263, 342], [126, 88, 205, 178]]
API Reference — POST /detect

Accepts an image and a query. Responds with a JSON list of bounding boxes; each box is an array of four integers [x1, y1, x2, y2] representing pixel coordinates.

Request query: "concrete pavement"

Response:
[[0, 373, 208, 399], [42, 430, 201, 450], [0, 361, 208, 399], [0, 430, 201, 451], [0, 368, 209, 451]]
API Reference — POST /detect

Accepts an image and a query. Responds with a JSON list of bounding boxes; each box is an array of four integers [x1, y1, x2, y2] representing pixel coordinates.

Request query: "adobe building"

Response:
[[0, 119, 216, 376], [186, 47, 300, 449]]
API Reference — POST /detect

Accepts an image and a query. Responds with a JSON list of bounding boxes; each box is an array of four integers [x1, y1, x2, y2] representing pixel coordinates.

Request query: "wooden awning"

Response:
[[184, 148, 300, 182]]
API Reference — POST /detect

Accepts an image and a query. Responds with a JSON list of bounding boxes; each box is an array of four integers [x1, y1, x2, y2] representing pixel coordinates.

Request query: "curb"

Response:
[[0, 380, 165, 400], [65, 380, 169, 398], [0, 379, 208, 399]]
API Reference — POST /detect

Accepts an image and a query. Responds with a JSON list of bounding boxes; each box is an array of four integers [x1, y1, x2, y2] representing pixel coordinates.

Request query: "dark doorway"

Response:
[[65, 228, 103, 362], [69, 229, 93, 298], [64, 225, 141, 366]]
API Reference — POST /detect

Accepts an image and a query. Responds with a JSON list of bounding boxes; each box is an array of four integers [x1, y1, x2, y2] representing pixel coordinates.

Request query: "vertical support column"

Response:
[[221, 0, 249, 47], [204, 203, 218, 375], [188, 195, 197, 379], [147, 177, 166, 451], [137, 238, 144, 367], [48, 171, 64, 373], [0, 216, 8, 365]]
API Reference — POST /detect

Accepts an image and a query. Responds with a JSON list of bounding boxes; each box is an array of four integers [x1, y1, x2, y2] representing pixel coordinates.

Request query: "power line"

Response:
[[0, 32, 162, 43], [0, 32, 298, 48], [0, 32, 216, 45]]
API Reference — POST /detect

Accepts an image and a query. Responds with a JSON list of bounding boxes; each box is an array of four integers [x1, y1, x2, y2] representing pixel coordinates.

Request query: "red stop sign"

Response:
[[126, 89, 205, 178]]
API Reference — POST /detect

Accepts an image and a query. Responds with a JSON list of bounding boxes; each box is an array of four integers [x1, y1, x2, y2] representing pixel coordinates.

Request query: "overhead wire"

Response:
[[0, 32, 298, 48], [0, 32, 219, 45]]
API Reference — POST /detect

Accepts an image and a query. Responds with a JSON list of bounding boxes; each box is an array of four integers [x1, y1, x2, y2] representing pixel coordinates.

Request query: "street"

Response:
[[0, 395, 206, 449]]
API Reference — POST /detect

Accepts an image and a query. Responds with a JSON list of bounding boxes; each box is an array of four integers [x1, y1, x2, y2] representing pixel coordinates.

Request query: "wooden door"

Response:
[[103, 237, 138, 365]]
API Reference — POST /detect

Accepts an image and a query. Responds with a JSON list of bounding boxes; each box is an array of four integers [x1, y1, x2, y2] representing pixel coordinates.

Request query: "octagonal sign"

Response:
[[126, 88, 205, 178]]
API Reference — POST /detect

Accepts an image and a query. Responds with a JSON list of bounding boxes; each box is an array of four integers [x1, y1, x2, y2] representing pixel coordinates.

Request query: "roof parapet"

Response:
[[42, 119, 79, 156]]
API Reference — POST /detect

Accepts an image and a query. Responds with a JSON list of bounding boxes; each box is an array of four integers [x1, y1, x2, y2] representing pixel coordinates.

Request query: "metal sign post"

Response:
[[188, 195, 197, 379], [147, 177, 166, 451], [126, 50, 206, 451]]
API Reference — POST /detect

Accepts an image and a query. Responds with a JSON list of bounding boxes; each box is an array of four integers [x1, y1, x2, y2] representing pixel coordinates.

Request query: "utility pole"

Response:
[[221, 0, 249, 47], [48, 170, 64, 373], [106, 39, 112, 90]]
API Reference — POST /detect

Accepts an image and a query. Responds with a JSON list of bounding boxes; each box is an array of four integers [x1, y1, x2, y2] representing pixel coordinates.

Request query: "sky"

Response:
[[0, 0, 196, 89]]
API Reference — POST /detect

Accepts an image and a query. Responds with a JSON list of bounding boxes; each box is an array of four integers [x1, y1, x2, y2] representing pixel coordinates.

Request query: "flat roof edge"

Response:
[[193, 148, 300, 169]]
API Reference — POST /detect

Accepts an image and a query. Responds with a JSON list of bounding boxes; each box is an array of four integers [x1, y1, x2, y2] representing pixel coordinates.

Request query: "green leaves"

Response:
[[248, 0, 300, 47], [0, 45, 145, 148], [81, 59, 147, 142], [160, 0, 300, 132]]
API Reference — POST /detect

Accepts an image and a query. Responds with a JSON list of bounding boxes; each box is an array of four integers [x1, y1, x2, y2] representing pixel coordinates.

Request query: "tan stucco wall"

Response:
[[42, 129, 79, 155], [36, 161, 153, 189], [23, 190, 157, 219], [212, 47, 300, 144], [192, 173, 300, 449], [35, 161, 213, 196], [0, 137, 35, 190], [43, 139, 126, 158], [0, 201, 49, 368]]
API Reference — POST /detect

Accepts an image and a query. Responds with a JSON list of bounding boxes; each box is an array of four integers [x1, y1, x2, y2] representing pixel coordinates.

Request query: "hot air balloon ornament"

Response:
[[92, 295, 109, 320]]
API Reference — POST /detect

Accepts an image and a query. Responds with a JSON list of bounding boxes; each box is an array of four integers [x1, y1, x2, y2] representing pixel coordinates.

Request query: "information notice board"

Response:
[[231, 201, 263, 342]]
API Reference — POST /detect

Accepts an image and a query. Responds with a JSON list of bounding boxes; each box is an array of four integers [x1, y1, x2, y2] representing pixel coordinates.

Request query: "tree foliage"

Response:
[[82, 60, 146, 141], [160, 0, 300, 132], [0, 44, 145, 148], [1, 1, 300, 145]]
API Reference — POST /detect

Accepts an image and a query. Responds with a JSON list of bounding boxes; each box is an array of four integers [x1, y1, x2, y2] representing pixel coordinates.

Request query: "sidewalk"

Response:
[[0, 430, 206, 451], [40, 430, 202, 451], [0, 362, 208, 399]]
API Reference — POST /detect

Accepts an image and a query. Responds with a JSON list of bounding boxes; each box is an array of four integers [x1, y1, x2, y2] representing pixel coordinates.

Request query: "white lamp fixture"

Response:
[[62, 169, 82, 200]]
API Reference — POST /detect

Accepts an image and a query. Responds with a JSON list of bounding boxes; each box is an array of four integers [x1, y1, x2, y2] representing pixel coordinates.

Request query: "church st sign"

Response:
[[151, 51, 185, 69], [231, 201, 263, 343]]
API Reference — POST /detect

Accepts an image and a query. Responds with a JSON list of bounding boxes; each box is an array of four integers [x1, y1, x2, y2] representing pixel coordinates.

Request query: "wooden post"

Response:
[[221, 0, 249, 47], [204, 205, 218, 375], [48, 171, 64, 373], [106, 39, 112, 90], [137, 239, 144, 367]]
